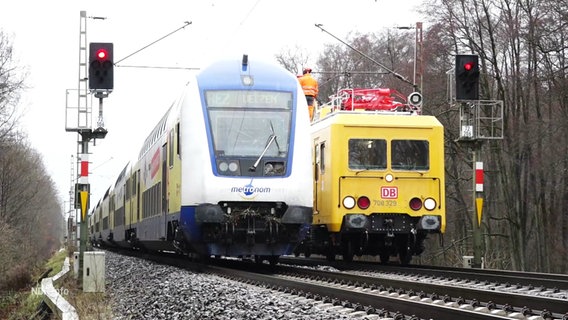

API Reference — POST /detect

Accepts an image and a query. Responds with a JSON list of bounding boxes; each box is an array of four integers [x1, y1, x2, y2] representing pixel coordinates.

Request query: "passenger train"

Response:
[[294, 88, 446, 264], [89, 55, 313, 264]]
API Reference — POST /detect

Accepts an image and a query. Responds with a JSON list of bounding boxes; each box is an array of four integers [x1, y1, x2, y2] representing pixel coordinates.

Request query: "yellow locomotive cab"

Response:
[[300, 88, 446, 264]]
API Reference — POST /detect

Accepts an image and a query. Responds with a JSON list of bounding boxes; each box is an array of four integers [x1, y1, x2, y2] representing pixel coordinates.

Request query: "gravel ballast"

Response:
[[105, 251, 380, 319]]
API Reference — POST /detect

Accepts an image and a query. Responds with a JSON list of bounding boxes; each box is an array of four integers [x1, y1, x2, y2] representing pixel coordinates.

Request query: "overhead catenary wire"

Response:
[[113, 65, 200, 70], [314, 23, 417, 91], [114, 21, 192, 66]]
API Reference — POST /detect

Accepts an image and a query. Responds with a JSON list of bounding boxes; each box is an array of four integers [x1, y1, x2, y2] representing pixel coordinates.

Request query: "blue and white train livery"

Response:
[[89, 55, 313, 264]]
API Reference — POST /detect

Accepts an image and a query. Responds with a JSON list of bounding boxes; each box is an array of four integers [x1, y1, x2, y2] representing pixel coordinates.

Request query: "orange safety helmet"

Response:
[[303, 68, 312, 75]]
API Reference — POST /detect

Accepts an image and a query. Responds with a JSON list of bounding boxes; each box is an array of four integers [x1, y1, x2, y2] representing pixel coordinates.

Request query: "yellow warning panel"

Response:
[[80, 191, 89, 221], [475, 197, 483, 226]]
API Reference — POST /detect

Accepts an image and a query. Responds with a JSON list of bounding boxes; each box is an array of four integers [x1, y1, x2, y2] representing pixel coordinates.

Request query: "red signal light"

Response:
[[409, 197, 423, 211], [357, 196, 370, 209], [464, 62, 474, 71], [96, 49, 108, 60]]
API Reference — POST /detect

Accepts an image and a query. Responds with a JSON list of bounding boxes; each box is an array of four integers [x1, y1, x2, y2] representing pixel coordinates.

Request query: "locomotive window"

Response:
[[320, 142, 325, 173], [391, 140, 429, 171], [348, 139, 387, 170]]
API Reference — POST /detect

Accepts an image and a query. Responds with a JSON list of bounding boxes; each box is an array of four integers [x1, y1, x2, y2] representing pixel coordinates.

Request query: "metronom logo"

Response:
[[230, 183, 271, 199]]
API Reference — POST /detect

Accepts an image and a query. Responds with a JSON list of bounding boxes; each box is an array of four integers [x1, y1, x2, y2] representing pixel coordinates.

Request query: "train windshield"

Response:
[[391, 140, 429, 171], [205, 90, 292, 157], [348, 139, 387, 170]]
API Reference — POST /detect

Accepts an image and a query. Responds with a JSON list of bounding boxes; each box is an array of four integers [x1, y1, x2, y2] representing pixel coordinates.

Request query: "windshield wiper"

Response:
[[249, 134, 277, 172], [269, 121, 281, 153]]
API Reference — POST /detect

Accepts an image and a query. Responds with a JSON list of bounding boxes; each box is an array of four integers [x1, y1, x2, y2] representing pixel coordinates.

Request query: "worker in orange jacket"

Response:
[[298, 68, 319, 121]]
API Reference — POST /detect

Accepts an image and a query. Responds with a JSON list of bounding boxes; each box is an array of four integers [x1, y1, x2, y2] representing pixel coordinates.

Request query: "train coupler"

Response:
[[246, 230, 256, 246]]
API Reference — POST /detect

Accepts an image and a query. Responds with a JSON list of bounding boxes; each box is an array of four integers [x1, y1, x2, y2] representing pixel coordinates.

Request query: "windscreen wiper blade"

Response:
[[249, 134, 277, 172]]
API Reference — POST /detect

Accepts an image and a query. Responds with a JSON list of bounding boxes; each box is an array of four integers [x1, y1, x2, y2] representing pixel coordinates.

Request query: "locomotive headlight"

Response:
[[385, 174, 394, 182], [418, 215, 440, 230], [219, 161, 229, 172], [346, 214, 368, 228], [343, 196, 356, 209], [228, 161, 239, 172], [424, 198, 437, 210]]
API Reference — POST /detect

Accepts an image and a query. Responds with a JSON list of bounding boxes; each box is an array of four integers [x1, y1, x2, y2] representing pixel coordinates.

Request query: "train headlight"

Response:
[[343, 196, 356, 209], [264, 163, 274, 175], [346, 214, 368, 228], [409, 197, 422, 211], [357, 196, 370, 209], [263, 161, 285, 176], [241, 75, 254, 86], [418, 215, 440, 230], [424, 198, 437, 210], [228, 161, 239, 172], [408, 92, 423, 106], [385, 174, 394, 182], [219, 161, 229, 172]]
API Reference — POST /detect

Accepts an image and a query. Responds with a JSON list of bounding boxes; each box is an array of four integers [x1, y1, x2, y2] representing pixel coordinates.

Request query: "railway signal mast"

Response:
[[65, 11, 111, 289], [453, 54, 503, 268]]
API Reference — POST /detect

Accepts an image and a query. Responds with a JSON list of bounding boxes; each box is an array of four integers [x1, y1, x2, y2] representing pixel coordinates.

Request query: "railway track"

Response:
[[280, 256, 568, 291], [280, 256, 568, 316], [107, 249, 568, 319]]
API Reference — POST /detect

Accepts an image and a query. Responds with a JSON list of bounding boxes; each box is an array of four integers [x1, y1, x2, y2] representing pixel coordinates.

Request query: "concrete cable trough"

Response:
[[40, 257, 79, 320]]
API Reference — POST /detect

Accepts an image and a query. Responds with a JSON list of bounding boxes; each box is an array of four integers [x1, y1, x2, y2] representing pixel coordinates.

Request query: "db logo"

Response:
[[381, 186, 398, 199]]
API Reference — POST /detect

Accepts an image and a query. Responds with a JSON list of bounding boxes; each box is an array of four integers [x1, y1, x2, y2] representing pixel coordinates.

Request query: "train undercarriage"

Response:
[[89, 202, 312, 265], [295, 214, 438, 265], [175, 201, 312, 265]]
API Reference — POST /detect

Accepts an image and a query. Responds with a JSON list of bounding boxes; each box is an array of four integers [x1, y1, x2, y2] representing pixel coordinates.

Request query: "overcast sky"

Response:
[[0, 0, 422, 217]]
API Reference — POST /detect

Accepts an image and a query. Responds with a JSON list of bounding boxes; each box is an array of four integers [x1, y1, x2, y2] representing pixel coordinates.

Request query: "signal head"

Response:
[[455, 54, 479, 100], [89, 42, 114, 90]]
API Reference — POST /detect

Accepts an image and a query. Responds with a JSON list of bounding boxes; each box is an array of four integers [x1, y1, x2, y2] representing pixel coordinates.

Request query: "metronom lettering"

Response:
[[230, 186, 271, 193]]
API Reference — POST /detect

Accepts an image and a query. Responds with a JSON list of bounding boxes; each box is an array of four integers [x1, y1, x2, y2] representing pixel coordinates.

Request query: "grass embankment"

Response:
[[1, 249, 67, 319], [1, 248, 113, 319]]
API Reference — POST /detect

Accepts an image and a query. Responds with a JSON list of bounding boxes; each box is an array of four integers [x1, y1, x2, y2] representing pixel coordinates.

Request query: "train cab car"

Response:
[[300, 88, 445, 264], [89, 55, 313, 264], [173, 55, 313, 262]]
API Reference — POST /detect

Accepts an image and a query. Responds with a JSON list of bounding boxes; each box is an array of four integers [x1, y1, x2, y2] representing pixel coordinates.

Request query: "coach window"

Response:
[[125, 178, 131, 200], [176, 123, 181, 159], [391, 140, 429, 171], [348, 139, 387, 170], [169, 129, 175, 168]]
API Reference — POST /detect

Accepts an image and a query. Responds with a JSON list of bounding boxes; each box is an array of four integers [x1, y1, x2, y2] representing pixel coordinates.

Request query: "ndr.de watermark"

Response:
[[31, 286, 70, 296]]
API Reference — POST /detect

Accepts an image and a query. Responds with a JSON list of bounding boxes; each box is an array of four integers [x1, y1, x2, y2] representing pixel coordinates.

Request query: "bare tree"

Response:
[[0, 31, 26, 140], [274, 45, 312, 76], [424, 0, 568, 272], [0, 30, 64, 290]]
